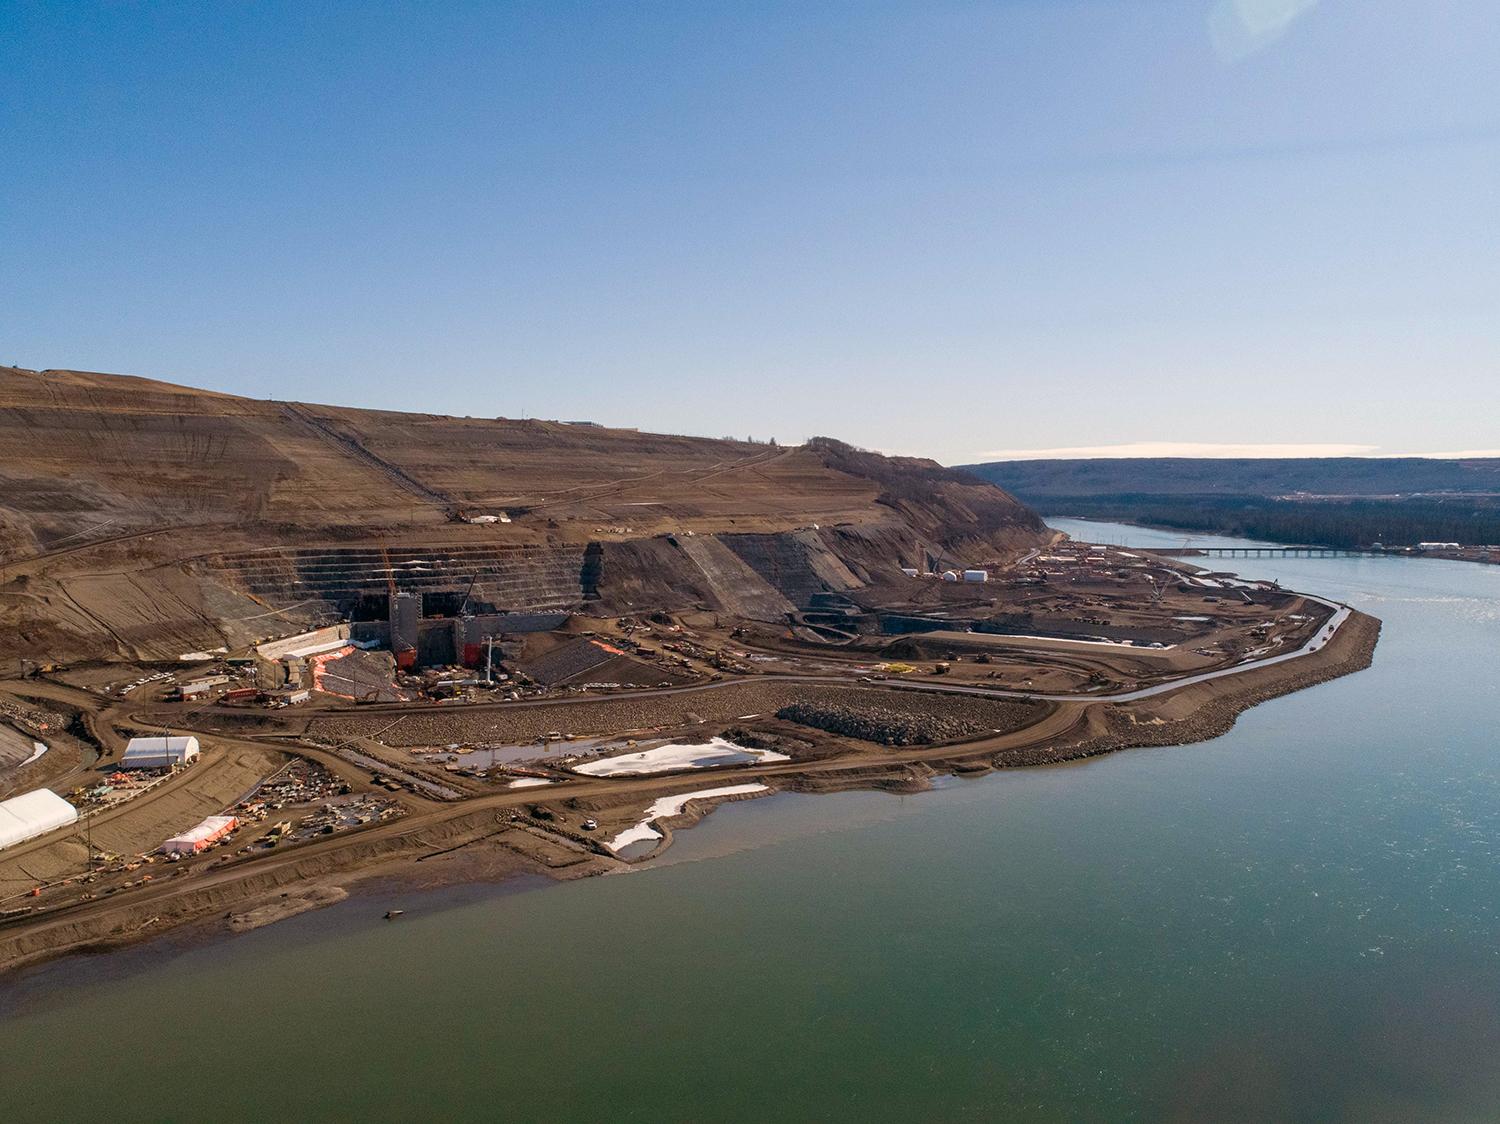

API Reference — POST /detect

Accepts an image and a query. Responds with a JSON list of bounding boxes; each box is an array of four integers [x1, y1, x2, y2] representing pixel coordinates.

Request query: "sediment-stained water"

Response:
[[3, 520, 1499, 1121]]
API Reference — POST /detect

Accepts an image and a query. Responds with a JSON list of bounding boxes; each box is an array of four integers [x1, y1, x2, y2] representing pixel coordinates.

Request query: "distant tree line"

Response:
[[1036, 494, 1500, 548]]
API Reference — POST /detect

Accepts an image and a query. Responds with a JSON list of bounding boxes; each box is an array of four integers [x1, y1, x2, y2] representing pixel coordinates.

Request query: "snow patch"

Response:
[[572, 738, 789, 777], [607, 783, 770, 851]]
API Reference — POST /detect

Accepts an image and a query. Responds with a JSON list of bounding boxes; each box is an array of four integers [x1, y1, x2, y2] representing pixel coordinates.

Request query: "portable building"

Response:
[[0, 788, 79, 851], [179, 675, 229, 699], [121, 735, 201, 769], [161, 815, 238, 855], [962, 569, 990, 583]]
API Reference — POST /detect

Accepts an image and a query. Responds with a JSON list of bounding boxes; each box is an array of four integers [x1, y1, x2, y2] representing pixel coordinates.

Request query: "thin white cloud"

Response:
[[975, 442, 1380, 461], [1208, 0, 1319, 63], [1377, 449, 1500, 459]]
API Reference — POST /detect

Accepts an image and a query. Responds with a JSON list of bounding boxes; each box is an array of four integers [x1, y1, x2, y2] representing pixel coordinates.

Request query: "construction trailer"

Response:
[[121, 736, 201, 769], [179, 675, 230, 700]]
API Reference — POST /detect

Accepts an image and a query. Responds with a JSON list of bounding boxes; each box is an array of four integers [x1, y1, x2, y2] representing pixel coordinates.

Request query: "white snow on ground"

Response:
[[572, 737, 789, 777], [606, 783, 770, 852], [998, 634, 1176, 651], [507, 777, 554, 788], [19, 743, 47, 767]]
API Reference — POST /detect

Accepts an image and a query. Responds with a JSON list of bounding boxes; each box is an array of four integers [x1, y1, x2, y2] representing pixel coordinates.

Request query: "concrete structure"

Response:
[[162, 815, 237, 855], [121, 736, 201, 769], [256, 625, 351, 661], [391, 592, 421, 670], [941, 570, 960, 582], [0, 788, 78, 851], [962, 569, 990, 583]]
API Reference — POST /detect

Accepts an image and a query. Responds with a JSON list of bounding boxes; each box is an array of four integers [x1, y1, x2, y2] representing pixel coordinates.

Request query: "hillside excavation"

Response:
[[0, 366, 1379, 973]]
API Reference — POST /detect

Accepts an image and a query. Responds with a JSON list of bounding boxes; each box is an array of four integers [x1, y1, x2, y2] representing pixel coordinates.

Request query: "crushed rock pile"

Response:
[[775, 702, 984, 746]]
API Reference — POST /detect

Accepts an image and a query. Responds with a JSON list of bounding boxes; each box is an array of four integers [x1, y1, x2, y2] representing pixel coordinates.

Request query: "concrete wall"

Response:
[[256, 624, 351, 660]]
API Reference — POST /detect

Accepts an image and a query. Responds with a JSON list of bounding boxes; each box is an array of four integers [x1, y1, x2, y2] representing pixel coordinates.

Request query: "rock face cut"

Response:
[[0, 365, 1048, 660]]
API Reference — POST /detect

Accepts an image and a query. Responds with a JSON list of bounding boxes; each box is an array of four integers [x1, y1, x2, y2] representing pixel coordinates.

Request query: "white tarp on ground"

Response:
[[0, 788, 79, 851], [162, 815, 238, 855], [122, 736, 200, 769]]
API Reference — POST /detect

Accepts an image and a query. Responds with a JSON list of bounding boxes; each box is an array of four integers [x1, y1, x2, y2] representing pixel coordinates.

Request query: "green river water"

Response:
[[3, 519, 1499, 1121]]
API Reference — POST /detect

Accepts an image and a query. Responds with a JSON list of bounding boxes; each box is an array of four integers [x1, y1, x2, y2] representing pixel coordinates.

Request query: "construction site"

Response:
[[0, 366, 1381, 971]]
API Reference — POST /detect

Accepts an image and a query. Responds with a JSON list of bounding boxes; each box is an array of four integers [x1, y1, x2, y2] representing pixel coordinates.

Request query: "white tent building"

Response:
[[0, 788, 79, 851], [121, 735, 201, 769], [161, 815, 238, 855]]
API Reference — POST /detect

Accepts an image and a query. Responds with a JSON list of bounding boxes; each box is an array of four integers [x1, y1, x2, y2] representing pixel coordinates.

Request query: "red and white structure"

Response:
[[161, 814, 237, 855]]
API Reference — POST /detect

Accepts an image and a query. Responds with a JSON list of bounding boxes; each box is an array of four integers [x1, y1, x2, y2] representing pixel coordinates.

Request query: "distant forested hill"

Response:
[[956, 457, 1500, 548], [958, 457, 1500, 498]]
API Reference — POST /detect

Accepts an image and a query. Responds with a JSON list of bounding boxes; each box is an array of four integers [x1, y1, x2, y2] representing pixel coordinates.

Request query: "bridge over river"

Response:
[[1144, 545, 1377, 559]]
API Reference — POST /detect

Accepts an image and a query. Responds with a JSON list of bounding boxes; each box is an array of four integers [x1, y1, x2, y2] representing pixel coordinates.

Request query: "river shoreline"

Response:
[[0, 603, 1380, 979]]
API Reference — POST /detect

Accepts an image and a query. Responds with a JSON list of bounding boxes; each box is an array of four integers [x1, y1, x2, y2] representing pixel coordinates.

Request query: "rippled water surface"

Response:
[[3, 520, 1499, 1121]]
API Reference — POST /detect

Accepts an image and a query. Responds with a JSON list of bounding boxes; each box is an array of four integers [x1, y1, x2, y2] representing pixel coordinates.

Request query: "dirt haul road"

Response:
[[0, 605, 1378, 974], [0, 701, 1086, 968]]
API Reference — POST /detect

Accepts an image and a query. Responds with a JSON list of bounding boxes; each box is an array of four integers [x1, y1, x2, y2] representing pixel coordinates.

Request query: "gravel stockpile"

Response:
[[775, 702, 984, 746], [522, 638, 618, 685]]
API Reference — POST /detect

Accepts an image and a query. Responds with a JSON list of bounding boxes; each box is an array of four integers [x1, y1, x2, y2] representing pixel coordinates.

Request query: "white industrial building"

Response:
[[0, 788, 79, 851], [121, 735, 201, 769], [963, 569, 990, 583]]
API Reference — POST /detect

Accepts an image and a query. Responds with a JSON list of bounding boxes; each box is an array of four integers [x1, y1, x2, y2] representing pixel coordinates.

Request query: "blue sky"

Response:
[[2, 1, 1496, 463]]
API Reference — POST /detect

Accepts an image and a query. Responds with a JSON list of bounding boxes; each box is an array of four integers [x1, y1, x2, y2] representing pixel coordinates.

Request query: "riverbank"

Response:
[[1050, 513, 1500, 567], [0, 600, 1379, 977]]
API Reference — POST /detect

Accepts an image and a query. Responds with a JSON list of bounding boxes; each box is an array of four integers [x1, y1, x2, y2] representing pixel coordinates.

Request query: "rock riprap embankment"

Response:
[[775, 701, 984, 746]]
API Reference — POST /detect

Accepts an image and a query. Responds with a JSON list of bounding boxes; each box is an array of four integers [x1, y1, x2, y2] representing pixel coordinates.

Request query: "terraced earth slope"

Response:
[[0, 365, 1047, 661]]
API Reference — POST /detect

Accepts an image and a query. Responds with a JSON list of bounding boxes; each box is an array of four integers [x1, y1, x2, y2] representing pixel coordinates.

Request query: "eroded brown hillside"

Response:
[[0, 365, 1046, 661]]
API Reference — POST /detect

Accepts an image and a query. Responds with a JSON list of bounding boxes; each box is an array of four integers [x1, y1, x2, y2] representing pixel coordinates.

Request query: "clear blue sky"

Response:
[[2, 2, 1496, 463]]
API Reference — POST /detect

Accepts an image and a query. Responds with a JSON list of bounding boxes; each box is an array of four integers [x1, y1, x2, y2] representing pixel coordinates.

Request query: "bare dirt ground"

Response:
[[0, 608, 1377, 974], [0, 365, 1381, 976], [0, 744, 282, 895]]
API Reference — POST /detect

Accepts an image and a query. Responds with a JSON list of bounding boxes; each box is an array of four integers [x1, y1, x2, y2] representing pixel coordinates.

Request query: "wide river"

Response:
[[4, 519, 1499, 1121]]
